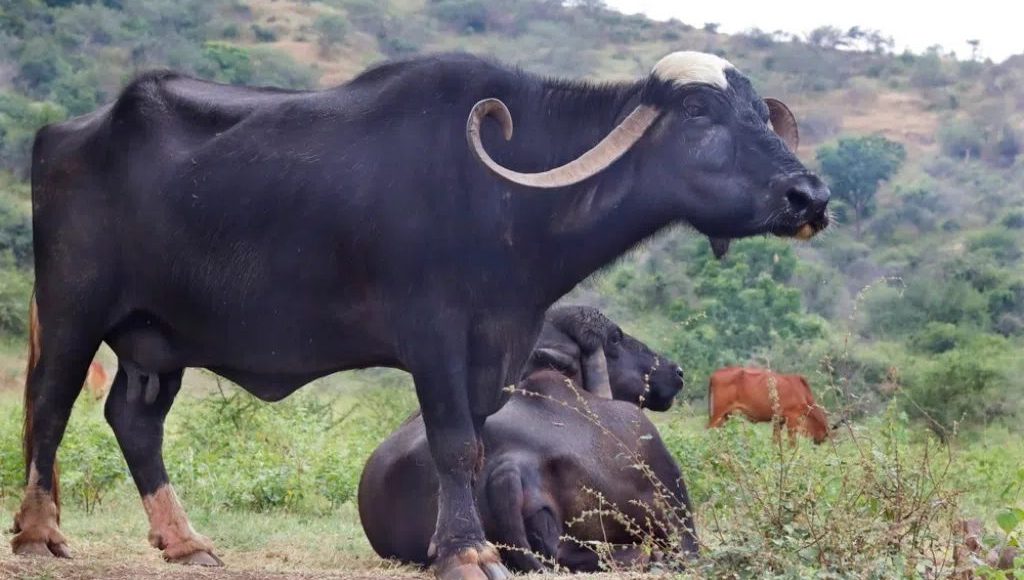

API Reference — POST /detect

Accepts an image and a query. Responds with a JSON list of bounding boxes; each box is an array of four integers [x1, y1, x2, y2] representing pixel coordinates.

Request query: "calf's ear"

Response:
[[531, 347, 579, 376], [582, 347, 613, 399]]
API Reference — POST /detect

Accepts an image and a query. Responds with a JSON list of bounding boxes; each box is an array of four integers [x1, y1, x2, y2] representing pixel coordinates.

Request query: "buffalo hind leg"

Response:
[[409, 350, 510, 580], [104, 366, 221, 566], [484, 462, 554, 572], [12, 330, 98, 558]]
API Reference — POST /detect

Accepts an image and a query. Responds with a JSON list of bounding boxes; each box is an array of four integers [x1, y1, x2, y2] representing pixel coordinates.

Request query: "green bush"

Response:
[[0, 195, 32, 268], [250, 23, 277, 43], [902, 339, 1016, 436], [313, 13, 349, 56], [164, 382, 417, 513], [0, 253, 32, 339], [1002, 210, 1024, 230], [659, 406, 964, 576], [429, 0, 490, 33], [967, 228, 1022, 265], [910, 321, 967, 354], [58, 400, 129, 514], [939, 118, 987, 160]]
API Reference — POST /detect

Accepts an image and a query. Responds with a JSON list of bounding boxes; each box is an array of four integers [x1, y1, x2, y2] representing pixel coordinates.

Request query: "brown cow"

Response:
[[83, 361, 110, 400], [707, 367, 830, 444]]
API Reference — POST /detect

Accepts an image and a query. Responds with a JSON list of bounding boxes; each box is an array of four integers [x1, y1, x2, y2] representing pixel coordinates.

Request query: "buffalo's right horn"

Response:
[[467, 98, 661, 188]]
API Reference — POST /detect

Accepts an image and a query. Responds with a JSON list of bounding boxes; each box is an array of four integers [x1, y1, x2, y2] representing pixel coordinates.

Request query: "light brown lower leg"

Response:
[[11, 465, 69, 557], [142, 484, 215, 560]]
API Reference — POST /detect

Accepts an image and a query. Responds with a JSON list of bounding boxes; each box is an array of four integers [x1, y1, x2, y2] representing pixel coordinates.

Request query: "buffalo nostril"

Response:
[[786, 188, 812, 211], [675, 367, 684, 378]]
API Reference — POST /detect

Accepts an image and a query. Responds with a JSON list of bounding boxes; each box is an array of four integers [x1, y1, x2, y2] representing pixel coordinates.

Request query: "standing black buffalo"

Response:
[[13, 50, 828, 580], [359, 305, 696, 572]]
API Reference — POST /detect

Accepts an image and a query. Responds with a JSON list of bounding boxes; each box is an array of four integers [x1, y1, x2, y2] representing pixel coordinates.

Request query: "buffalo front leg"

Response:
[[104, 366, 221, 566], [410, 360, 510, 580]]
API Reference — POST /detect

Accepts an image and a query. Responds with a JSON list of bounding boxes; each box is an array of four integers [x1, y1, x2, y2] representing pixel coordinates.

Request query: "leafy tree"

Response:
[[198, 41, 253, 84], [938, 118, 985, 161], [0, 92, 67, 175], [806, 26, 847, 49], [816, 135, 905, 237], [0, 195, 32, 267], [314, 13, 349, 57], [663, 238, 826, 382]]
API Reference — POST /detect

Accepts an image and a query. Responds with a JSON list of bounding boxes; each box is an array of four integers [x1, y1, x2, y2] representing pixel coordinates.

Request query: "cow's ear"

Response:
[[530, 347, 579, 376]]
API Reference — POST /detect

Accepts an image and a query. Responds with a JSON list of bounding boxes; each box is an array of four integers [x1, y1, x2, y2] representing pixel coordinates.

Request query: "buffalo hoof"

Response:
[[11, 539, 71, 559], [438, 563, 511, 580], [433, 543, 510, 580], [167, 550, 224, 567]]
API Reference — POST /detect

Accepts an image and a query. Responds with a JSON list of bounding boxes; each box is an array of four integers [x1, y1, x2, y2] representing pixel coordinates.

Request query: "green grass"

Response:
[[1, 371, 1022, 578]]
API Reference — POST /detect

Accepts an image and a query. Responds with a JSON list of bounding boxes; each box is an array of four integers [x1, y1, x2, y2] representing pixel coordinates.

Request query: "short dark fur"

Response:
[[359, 306, 695, 571], [16, 52, 826, 575]]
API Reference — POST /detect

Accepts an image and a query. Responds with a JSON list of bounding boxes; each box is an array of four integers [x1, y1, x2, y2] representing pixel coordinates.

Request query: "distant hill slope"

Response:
[[0, 0, 1021, 428]]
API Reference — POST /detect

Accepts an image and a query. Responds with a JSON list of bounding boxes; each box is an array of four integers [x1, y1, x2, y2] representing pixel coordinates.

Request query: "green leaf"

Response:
[[996, 508, 1023, 534]]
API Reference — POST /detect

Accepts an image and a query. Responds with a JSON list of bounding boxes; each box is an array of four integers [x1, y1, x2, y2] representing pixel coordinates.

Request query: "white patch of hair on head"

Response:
[[651, 51, 734, 90]]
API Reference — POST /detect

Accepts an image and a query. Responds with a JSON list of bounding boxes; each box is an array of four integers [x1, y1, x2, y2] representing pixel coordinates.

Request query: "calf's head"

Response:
[[527, 305, 684, 411], [468, 51, 830, 255]]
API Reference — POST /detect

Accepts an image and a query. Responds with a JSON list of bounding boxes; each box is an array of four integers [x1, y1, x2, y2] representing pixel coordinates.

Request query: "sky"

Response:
[[605, 0, 1021, 63]]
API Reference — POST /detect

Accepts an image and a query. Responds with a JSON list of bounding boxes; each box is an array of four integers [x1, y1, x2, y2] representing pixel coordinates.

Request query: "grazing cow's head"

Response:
[[527, 306, 684, 411], [467, 51, 829, 256]]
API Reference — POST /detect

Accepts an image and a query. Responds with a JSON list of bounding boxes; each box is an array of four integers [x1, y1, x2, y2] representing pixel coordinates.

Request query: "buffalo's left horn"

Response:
[[466, 98, 661, 188], [582, 346, 612, 399], [765, 97, 799, 152]]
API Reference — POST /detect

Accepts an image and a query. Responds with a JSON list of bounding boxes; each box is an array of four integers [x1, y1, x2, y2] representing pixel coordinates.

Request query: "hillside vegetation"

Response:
[[6, 0, 1019, 428], [0, 0, 1022, 577]]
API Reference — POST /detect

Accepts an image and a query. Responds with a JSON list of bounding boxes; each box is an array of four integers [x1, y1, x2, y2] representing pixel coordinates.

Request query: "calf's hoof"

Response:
[[166, 550, 224, 567], [433, 543, 510, 580]]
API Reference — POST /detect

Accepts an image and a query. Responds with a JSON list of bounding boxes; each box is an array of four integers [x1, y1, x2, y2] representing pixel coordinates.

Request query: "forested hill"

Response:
[[1, 0, 1022, 434]]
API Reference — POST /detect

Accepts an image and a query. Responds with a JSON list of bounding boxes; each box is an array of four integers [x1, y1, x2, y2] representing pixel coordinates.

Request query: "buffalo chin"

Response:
[[708, 237, 732, 260]]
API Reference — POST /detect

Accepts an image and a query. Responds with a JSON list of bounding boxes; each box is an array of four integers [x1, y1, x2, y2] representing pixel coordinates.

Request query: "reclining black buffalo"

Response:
[[15, 48, 828, 580], [359, 305, 698, 572]]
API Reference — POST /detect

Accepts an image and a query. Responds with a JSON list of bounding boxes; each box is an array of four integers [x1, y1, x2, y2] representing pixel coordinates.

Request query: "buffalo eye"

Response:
[[609, 329, 623, 345], [682, 95, 708, 118]]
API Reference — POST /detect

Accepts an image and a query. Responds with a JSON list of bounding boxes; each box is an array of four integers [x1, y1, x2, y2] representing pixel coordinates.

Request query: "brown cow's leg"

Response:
[[104, 367, 221, 566], [707, 410, 730, 428], [784, 415, 800, 446]]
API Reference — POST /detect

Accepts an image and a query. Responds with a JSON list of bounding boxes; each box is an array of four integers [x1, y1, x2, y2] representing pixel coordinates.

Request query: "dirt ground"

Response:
[[0, 555, 648, 580]]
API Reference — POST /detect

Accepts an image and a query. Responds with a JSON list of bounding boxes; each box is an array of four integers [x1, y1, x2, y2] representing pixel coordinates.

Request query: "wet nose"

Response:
[[782, 174, 830, 215], [674, 366, 684, 381]]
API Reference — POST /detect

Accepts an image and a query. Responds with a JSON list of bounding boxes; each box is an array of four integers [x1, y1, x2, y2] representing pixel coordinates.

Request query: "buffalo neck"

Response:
[[498, 77, 678, 303]]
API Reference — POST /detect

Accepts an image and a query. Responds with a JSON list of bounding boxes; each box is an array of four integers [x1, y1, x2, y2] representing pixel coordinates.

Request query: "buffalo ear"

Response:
[[531, 347, 579, 376], [582, 347, 612, 399], [765, 98, 799, 152]]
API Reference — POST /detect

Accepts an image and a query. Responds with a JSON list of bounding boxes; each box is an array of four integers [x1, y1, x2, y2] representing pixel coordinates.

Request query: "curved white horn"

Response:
[[466, 98, 661, 189]]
